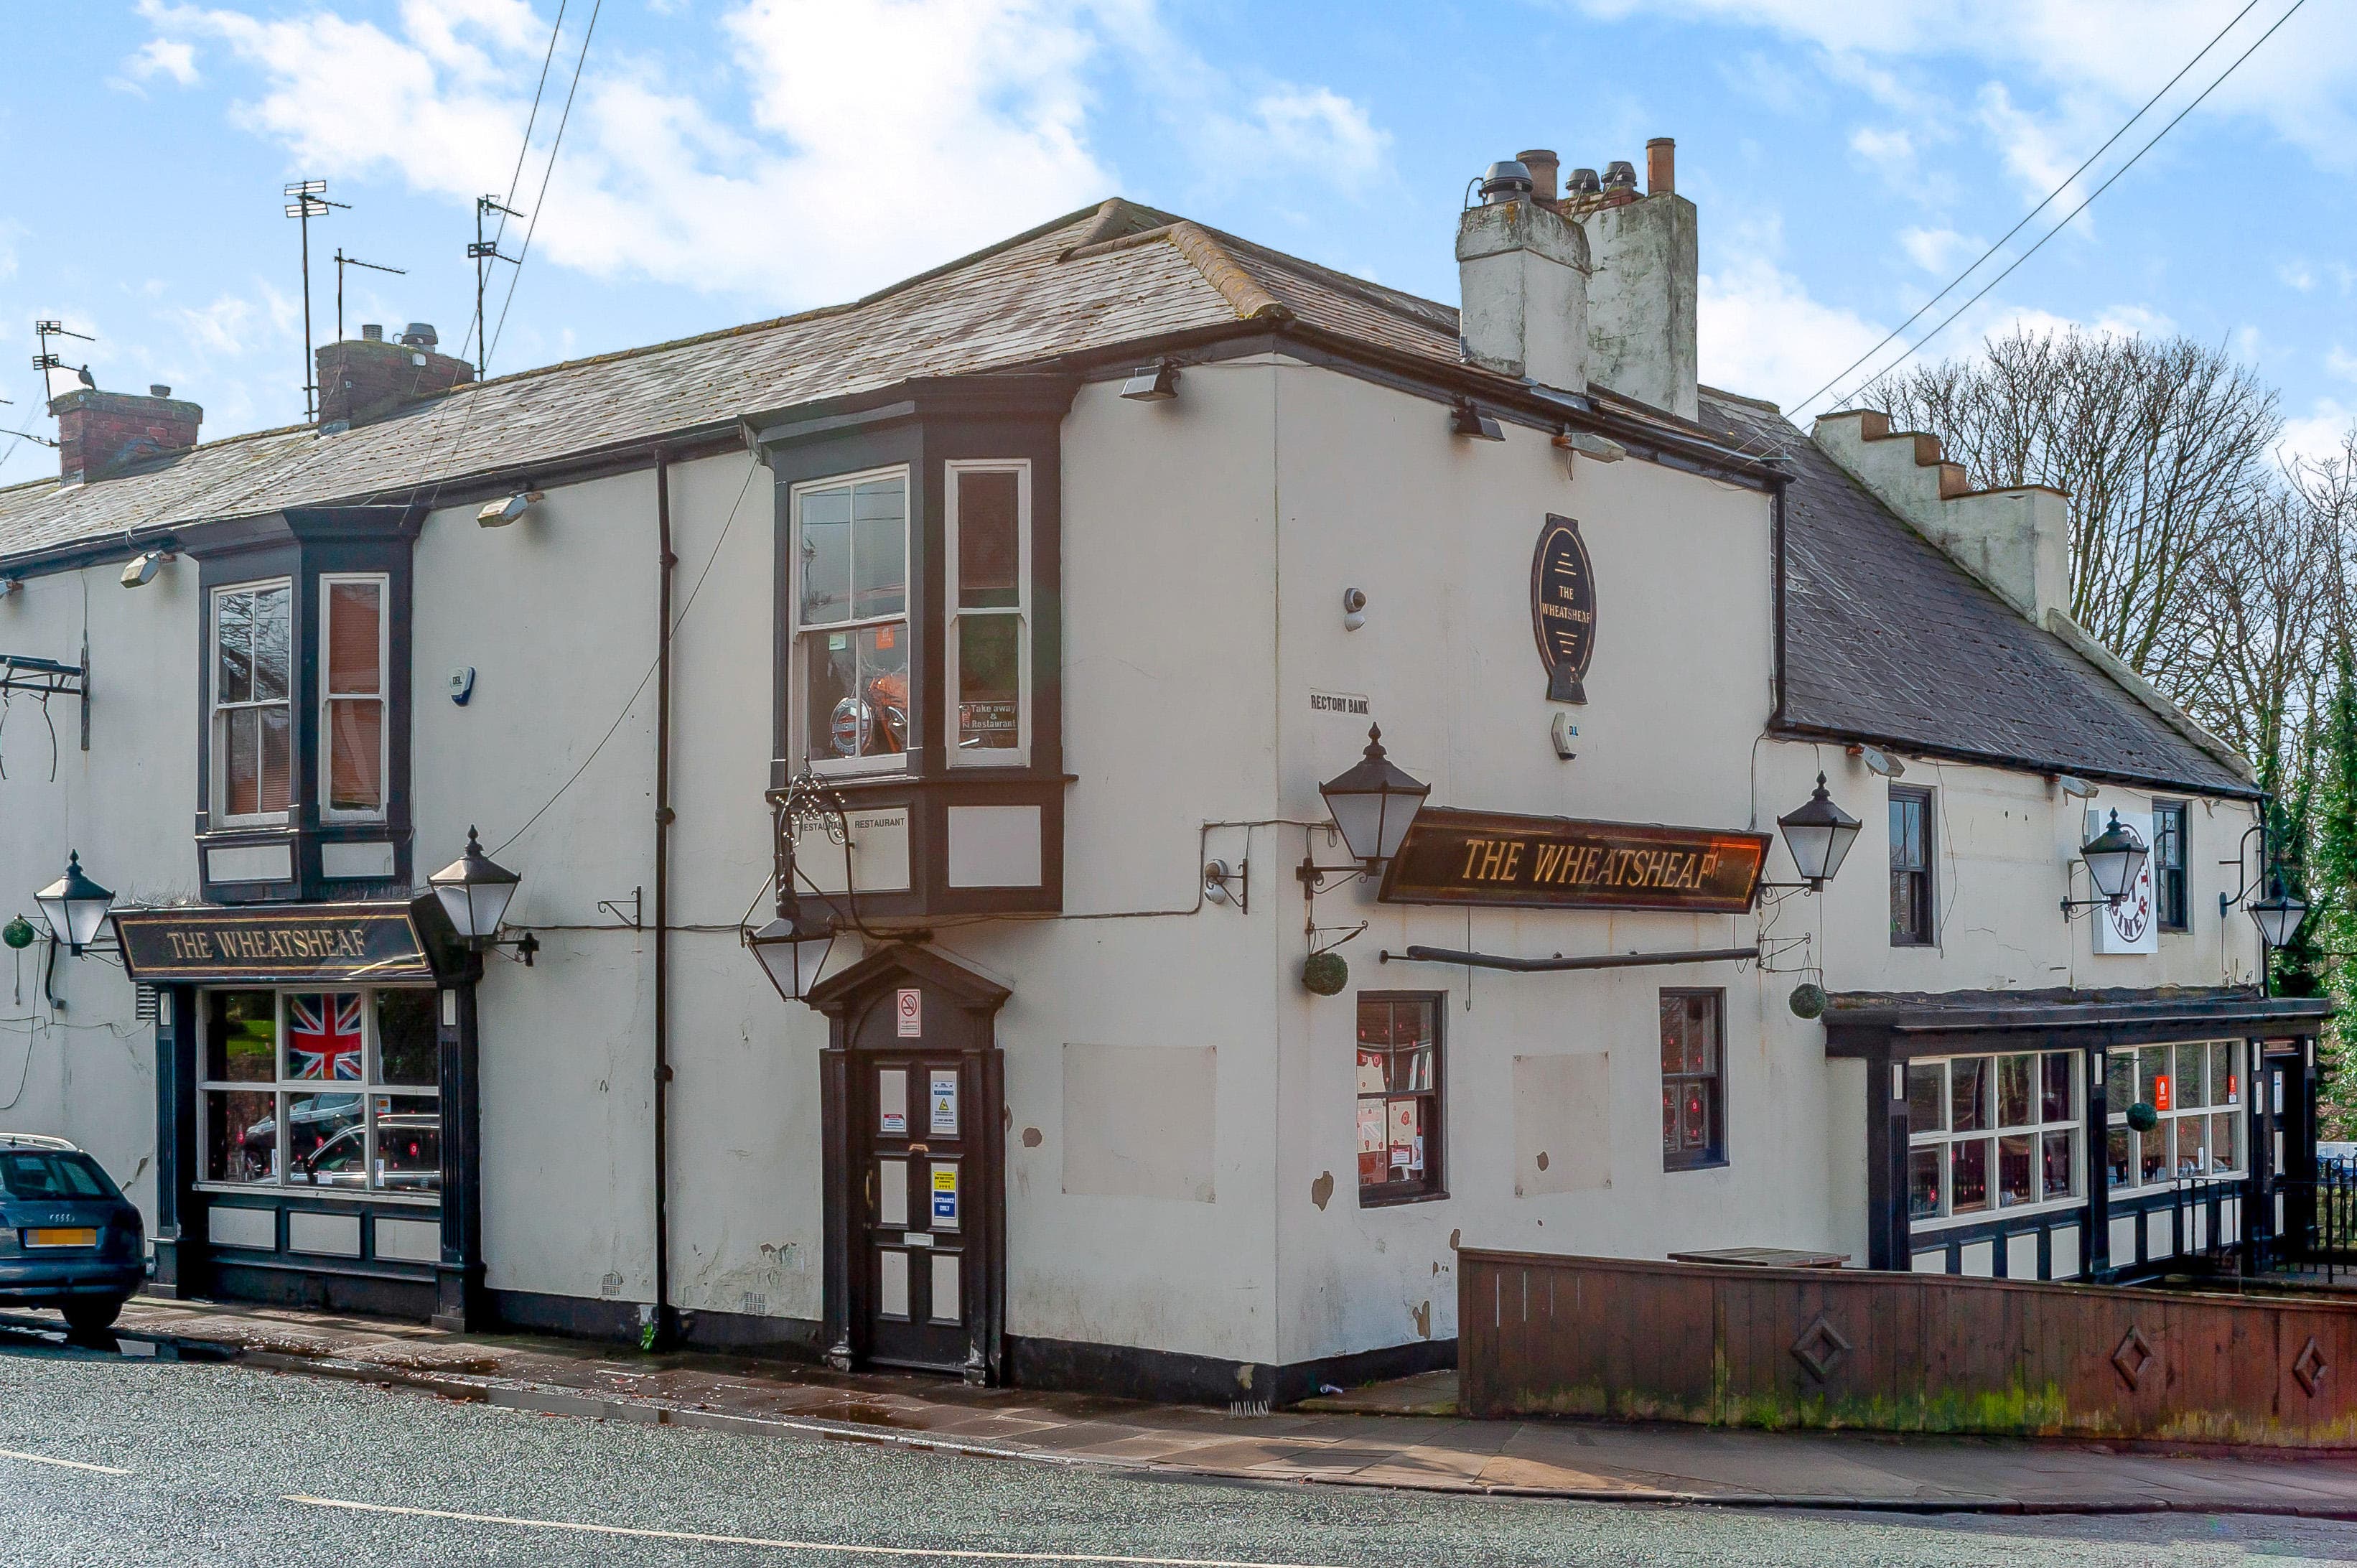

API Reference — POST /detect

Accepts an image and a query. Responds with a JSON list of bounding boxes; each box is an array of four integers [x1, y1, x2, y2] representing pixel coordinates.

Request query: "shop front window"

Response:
[[795, 470, 910, 773], [1356, 994, 1443, 1203], [1906, 1050, 2080, 1225], [199, 988, 441, 1200], [2104, 1040, 2243, 1191]]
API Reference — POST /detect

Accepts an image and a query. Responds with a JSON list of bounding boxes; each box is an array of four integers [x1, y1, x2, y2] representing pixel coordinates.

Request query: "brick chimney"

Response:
[[317, 322, 475, 431], [50, 386, 203, 484]]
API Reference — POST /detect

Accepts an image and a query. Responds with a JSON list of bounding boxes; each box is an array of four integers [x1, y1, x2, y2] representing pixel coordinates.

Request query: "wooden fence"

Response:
[[1460, 1249, 2357, 1447]]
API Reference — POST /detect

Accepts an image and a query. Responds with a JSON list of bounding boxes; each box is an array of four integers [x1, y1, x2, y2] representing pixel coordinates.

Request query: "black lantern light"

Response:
[[428, 828, 529, 960], [747, 898, 837, 1004], [35, 851, 115, 956], [2248, 877, 2308, 950], [1775, 773, 1862, 889], [2078, 810, 2148, 903], [1319, 725, 1431, 869]]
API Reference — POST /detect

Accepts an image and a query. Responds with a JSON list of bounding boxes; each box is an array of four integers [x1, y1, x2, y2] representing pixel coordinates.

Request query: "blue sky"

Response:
[[2, 0, 2352, 489]]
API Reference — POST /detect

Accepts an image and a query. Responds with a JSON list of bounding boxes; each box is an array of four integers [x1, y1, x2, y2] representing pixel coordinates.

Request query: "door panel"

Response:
[[857, 1053, 973, 1369]]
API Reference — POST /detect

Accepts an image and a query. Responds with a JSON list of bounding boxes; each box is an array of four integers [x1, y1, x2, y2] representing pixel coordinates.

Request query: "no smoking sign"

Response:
[[895, 987, 922, 1038]]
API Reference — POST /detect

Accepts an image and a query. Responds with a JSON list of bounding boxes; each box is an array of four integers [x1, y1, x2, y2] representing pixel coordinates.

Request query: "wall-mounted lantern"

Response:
[[1772, 773, 1862, 890], [34, 851, 114, 955], [1299, 725, 1430, 896], [2060, 809, 2149, 920], [2247, 877, 2309, 950], [747, 899, 838, 1004], [428, 828, 537, 964]]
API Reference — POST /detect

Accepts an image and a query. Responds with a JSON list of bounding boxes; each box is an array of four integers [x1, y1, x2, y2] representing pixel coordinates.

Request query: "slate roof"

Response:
[[0, 195, 2253, 798], [1698, 391, 2255, 798]]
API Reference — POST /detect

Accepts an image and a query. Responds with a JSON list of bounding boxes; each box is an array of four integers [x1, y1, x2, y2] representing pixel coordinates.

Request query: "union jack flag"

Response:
[[287, 992, 363, 1081]]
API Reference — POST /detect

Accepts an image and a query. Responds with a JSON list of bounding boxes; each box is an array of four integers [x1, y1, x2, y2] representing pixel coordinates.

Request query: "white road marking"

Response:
[[0, 1447, 130, 1475], [283, 1496, 1348, 1567]]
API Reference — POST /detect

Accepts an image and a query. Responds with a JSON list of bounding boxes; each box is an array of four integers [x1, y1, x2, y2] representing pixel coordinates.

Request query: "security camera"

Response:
[[1343, 587, 1368, 631], [477, 490, 543, 528]]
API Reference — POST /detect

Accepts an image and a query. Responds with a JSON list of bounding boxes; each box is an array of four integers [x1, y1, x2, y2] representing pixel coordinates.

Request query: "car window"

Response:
[[0, 1150, 118, 1200]]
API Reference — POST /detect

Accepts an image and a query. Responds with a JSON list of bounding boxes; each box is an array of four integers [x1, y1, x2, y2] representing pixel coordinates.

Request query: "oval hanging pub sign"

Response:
[[1531, 513, 1595, 703]]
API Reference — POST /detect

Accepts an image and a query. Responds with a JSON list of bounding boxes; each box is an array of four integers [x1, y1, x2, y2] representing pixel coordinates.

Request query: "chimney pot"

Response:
[[1602, 161, 1637, 191], [400, 322, 438, 349], [360, 323, 383, 342], [1567, 167, 1601, 197], [149, 384, 169, 398], [1646, 137, 1675, 196], [1478, 159, 1534, 205], [1516, 149, 1560, 204]]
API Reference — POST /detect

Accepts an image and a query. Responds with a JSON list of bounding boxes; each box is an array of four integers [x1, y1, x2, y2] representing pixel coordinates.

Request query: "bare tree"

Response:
[[1866, 329, 2282, 700]]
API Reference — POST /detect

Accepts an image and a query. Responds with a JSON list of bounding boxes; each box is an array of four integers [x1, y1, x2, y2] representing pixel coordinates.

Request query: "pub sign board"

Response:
[[1378, 808, 1771, 913], [114, 903, 438, 984], [1531, 514, 1595, 704]]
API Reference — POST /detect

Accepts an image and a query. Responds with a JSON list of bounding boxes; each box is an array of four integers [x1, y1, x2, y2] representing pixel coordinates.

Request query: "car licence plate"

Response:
[[24, 1228, 97, 1249]]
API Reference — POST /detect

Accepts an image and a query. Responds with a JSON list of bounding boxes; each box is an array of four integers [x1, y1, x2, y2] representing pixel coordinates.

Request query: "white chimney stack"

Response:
[[1455, 159, 1590, 393], [1567, 136, 1698, 421]]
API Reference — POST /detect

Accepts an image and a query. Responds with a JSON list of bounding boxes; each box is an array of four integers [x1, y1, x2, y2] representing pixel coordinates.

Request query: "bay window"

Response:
[[946, 462, 1030, 766], [795, 469, 910, 772], [321, 575, 388, 819], [1907, 1050, 2080, 1223], [213, 582, 294, 820]]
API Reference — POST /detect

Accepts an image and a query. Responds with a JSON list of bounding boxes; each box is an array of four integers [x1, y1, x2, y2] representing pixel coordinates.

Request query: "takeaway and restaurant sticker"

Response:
[[1378, 808, 1770, 914], [114, 903, 436, 984]]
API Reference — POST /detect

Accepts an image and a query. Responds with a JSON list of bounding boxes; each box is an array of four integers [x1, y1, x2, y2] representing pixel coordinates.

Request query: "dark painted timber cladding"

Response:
[[1460, 1250, 2357, 1445], [1821, 987, 2330, 1058], [1698, 393, 2256, 799]]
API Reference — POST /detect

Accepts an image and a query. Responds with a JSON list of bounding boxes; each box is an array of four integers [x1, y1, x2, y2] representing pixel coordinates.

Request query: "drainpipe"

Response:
[[651, 449, 678, 1348]]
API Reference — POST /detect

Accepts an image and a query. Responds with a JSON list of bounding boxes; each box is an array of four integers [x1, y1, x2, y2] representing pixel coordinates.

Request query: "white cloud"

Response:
[[1898, 225, 1977, 274], [2279, 398, 2356, 467], [173, 292, 260, 356], [2326, 345, 2357, 383], [1249, 87, 1389, 192], [2280, 258, 2315, 291], [126, 36, 200, 85], [1698, 218, 1887, 406]]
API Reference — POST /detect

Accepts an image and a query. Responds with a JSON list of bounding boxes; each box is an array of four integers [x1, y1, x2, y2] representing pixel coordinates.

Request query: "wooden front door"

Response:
[[813, 946, 1008, 1383]]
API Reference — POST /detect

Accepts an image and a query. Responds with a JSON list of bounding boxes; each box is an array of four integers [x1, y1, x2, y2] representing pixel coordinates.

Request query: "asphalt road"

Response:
[[1, 1333, 2354, 1567]]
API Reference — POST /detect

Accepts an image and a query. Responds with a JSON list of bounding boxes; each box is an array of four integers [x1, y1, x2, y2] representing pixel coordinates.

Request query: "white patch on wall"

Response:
[[2111, 1213, 2139, 1266], [207, 1205, 275, 1250], [798, 808, 910, 893], [373, 1215, 441, 1263], [1061, 1044, 1215, 1203], [206, 844, 292, 884], [1911, 1249, 1948, 1274], [946, 806, 1042, 887], [2085, 808, 2158, 955], [287, 1210, 363, 1258], [2050, 1225, 2080, 1279], [1511, 1053, 1610, 1197], [2005, 1231, 2038, 1282], [322, 841, 396, 880], [1958, 1238, 1994, 1278]]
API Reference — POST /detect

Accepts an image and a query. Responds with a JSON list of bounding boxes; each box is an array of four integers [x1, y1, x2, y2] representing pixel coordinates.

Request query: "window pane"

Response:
[[2139, 1121, 2167, 1183], [807, 620, 909, 760], [2139, 1047, 2165, 1111], [225, 707, 259, 816], [2106, 1127, 2133, 1189], [2042, 1129, 2076, 1200], [1684, 997, 1714, 1074], [285, 1091, 365, 1187], [2175, 1116, 2207, 1180], [2106, 1050, 2133, 1116], [1997, 1134, 2034, 1206], [2211, 1042, 2237, 1106], [327, 698, 384, 811], [1388, 1096, 1426, 1179], [285, 993, 365, 1081], [205, 990, 277, 1083], [1889, 869, 1915, 941], [2175, 1042, 2208, 1109], [956, 470, 1021, 610], [377, 991, 439, 1086], [205, 1089, 279, 1185], [851, 477, 907, 620], [1658, 997, 1684, 1076], [1681, 1080, 1710, 1150], [1661, 1084, 1677, 1156], [216, 591, 253, 704], [956, 614, 1021, 752], [372, 1094, 442, 1193], [1997, 1055, 2032, 1127], [2211, 1112, 2238, 1173], [1907, 1062, 1945, 1131], [326, 580, 382, 695], [1391, 1046, 1434, 1093], [260, 704, 293, 813], [857, 622, 909, 755], [2041, 1053, 2073, 1124], [1950, 1058, 1989, 1133], [252, 584, 291, 701], [1950, 1139, 1989, 1213], [1907, 1146, 1943, 1218], [798, 485, 852, 625]]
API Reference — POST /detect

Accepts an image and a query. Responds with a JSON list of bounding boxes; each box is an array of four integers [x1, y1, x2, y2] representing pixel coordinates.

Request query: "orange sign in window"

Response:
[[2154, 1074, 2173, 1112]]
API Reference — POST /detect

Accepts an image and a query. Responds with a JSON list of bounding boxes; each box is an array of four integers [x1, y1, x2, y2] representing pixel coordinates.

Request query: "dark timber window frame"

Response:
[[1660, 988, 1727, 1172], [1889, 784, 1935, 948], [2153, 799, 2189, 933], [1355, 991, 1446, 1206]]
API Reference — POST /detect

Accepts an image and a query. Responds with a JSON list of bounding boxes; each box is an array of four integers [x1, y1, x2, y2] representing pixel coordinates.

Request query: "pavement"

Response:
[[19, 1295, 2357, 1521]]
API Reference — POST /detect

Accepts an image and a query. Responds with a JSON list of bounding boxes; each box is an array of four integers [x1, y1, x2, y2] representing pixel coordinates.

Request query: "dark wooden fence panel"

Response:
[[1460, 1249, 2357, 1447]]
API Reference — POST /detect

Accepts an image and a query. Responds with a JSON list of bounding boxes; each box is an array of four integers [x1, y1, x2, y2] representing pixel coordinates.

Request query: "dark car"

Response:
[[0, 1134, 145, 1333]]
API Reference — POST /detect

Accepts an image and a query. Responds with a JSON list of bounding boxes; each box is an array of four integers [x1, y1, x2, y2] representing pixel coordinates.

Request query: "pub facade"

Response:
[[0, 140, 2325, 1401]]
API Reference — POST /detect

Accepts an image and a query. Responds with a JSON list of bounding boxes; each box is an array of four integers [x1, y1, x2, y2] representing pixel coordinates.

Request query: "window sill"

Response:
[[195, 1182, 441, 1208], [1910, 1196, 2083, 1232], [1358, 1186, 1448, 1208], [1663, 1156, 1729, 1175], [1888, 937, 1936, 950]]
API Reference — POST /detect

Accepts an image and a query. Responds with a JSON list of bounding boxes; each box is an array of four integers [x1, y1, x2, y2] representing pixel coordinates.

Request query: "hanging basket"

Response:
[[2125, 1101, 2159, 1133], [1, 916, 34, 951], [1301, 951, 1349, 996], [1788, 982, 1827, 1020]]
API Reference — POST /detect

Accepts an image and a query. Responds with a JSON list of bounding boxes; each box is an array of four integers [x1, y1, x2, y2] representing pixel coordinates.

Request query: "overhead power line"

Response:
[[1826, 0, 2309, 411], [1786, 0, 2277, 418], [488, 0, 602, 373]]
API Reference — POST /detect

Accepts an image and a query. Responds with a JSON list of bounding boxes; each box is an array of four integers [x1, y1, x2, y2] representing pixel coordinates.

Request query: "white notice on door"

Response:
[[896, 988, 922, 1038], [879, 1069, 907, 1136], [930, 1070, 958, 1135]]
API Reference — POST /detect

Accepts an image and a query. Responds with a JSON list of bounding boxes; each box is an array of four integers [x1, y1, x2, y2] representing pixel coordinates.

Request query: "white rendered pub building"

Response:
[[0, 140, 2325, 1401]]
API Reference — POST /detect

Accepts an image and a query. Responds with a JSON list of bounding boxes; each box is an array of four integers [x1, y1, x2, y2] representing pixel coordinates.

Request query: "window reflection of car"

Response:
[[290, 1115, 440, 1192]]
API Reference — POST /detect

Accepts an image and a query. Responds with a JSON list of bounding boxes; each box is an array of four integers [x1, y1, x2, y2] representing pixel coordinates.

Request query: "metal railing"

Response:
[[2256, 1156, 2357, 1283]]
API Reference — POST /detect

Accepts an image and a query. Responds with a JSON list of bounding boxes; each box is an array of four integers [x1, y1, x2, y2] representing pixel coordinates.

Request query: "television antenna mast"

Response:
[[332, 250, 408, 344], [469, 194, 523, 379], [284, 179, 350, 421], [32, 319, 93, 400]]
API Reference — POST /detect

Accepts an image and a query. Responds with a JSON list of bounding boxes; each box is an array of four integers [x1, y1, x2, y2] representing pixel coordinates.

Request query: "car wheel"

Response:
[[61, 1296, 123, 1335]]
